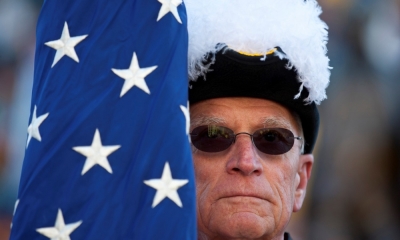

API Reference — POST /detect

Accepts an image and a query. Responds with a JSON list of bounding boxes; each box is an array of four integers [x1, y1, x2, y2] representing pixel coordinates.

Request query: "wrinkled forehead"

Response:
[[190, 115, 293, 130], [189, 97, 302, 134]]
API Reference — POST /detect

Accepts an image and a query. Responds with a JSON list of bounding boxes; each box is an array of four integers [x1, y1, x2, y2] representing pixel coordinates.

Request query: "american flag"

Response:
[[10, 0, 196, 239]]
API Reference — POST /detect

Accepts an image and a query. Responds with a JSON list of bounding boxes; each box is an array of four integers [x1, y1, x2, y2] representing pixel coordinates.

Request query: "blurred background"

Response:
[[0, 0, 399, 239]]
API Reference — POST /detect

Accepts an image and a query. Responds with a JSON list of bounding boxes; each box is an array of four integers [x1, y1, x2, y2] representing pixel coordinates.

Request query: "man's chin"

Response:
[[207, 212, 275, 239]]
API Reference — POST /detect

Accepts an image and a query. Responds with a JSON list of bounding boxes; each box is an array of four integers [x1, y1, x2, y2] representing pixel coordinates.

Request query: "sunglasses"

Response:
[[190, 125, 303, 155]]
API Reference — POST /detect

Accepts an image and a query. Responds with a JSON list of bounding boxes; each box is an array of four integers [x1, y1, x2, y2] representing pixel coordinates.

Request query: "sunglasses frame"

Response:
[[190, 125, 303, 155]]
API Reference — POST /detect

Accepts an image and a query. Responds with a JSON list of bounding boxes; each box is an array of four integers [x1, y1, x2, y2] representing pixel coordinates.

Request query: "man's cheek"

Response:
[[195, 174, 213, 211]]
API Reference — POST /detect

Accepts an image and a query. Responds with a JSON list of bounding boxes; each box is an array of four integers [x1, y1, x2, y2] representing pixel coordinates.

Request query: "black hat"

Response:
[[185, 0, 331, 154], [189, 47, 319, 153]]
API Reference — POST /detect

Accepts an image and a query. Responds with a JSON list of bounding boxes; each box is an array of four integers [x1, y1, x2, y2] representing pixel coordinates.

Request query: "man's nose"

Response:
[[226, 134, 263, 176]]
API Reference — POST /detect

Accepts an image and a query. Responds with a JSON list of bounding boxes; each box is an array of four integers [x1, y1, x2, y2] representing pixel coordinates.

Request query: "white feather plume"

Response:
[[185, 0, 331, 104]]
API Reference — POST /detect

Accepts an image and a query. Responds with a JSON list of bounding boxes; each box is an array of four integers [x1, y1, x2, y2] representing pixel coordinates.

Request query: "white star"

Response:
[[180, 102, 190, 136], [112, 52, 157, 97], [27, 105, 49, 148], [73, 129, 121, 175], [10, 199, 19, 229], [13, 199, 19, 216], [36, 209, 82, 240], [157, 0, 183, 24], [144, 162, 188, 208], [45, 22, 88, 67]]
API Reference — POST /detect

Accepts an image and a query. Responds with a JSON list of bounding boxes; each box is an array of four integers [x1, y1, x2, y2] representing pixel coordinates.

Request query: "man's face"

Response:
[[190, 97, 313, 240]]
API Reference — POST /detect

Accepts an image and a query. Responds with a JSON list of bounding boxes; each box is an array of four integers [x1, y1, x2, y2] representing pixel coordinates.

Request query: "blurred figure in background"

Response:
[[288, 0, 400, 239], [0, 0, 41, 238], [0, 0, 399, 239]]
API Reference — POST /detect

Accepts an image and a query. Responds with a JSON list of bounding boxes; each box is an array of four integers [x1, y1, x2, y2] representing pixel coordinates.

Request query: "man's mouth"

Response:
[[219, 193, 266, 201]]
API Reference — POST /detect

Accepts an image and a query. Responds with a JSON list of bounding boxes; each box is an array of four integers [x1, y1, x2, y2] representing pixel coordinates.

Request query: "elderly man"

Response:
[[185, 0, 331, 239]]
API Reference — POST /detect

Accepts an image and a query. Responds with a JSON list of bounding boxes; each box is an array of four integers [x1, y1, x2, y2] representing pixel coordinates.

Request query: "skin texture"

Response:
[[190, 97, 314, 240]]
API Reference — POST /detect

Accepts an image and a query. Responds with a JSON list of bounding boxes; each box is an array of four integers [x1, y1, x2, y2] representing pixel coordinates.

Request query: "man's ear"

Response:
[[293, 154, 314, 212]]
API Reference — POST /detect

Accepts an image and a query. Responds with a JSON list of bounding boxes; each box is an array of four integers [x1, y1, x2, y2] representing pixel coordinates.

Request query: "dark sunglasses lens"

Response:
[[253, 128, 295, 155], [190, 125, 234, 152]]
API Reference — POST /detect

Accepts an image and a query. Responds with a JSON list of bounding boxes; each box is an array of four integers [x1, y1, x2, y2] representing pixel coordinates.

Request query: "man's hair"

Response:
[[291, 110, 305, 154]]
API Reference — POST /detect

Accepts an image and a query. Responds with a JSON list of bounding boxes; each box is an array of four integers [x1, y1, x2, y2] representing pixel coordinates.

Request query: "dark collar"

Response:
[[284, 232, 293, 240]]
